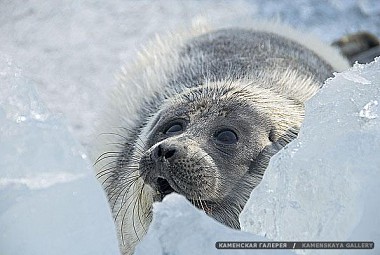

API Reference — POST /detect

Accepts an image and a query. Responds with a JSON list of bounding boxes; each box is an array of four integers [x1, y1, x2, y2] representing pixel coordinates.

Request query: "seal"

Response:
[[93, 22, 349, 255]]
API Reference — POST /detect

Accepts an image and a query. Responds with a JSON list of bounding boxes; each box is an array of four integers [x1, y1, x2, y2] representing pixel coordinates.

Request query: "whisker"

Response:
[[136, 182, 148, 234], [94, 151, 121, 165]]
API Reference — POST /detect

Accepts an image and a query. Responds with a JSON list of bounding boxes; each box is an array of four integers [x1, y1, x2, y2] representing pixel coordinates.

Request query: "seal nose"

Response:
[[151, 144, 177, 162]]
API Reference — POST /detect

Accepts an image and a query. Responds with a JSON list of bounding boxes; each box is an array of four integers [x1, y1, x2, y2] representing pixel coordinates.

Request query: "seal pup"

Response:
[[93, 22, 349, 254]]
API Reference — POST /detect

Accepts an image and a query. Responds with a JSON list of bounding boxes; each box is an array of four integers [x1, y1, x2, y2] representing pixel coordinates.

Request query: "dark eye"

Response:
[[215, 129, 238, 144], [164, 122, 183, 135]]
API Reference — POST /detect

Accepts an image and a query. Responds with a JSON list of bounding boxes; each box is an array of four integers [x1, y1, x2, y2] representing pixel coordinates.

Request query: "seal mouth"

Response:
[[156, 177, 175, 199], [155, 177, 216, 214]]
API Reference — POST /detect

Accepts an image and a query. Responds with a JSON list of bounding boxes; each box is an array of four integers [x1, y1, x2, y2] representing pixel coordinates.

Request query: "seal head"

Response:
[[134, 81, 304, 228]]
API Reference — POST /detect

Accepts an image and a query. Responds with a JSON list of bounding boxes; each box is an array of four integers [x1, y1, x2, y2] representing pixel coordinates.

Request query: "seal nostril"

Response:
[[151, 144, 177, 161], [164, 149, 176, 159]]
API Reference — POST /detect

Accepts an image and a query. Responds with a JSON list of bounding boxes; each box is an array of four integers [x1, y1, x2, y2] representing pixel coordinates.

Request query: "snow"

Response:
[[239, 58, 380, 255], [0, 54, 120, 255], [135, 193, 295, 255]]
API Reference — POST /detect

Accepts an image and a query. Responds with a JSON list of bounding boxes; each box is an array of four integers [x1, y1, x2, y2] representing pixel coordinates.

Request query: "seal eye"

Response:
[[215, 129, 238, 144], [164, 123, 183, 135]]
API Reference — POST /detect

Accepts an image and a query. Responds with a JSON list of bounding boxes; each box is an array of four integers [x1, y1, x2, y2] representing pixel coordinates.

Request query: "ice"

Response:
[[341, 72, 372, 85], [135, 193, 295, 255], [239, 58, 380, 255], [359, 100, 378, 119], [0, 54, 120, 255]]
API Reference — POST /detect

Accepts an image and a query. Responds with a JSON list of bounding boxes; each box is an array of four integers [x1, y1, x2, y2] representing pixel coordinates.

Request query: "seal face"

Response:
[[94, 26, 349, 255], [139, 85, 278, 228]]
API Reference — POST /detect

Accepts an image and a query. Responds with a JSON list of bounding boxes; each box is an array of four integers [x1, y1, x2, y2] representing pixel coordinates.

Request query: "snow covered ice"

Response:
[[0, 54, 120, 255], [240, 58, 380, 255]]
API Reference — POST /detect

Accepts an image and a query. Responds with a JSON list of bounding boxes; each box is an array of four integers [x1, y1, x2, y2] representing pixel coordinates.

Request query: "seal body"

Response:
[[94, 23, 349, 255]]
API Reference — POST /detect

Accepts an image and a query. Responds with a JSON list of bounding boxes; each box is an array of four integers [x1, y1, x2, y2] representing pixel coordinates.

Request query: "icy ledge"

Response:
[[240, 58, 380, 255], [0, 54, 120, 255]]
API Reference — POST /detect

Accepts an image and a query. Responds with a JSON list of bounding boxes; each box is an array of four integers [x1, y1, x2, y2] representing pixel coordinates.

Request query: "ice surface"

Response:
[[239, 58, 380, 255], [135, 193, 295, 255], [0, 54, 120, 255]]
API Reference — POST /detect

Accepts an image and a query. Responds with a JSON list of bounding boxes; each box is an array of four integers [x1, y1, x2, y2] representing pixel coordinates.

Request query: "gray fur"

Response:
[[172, 29, 334, 88]]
